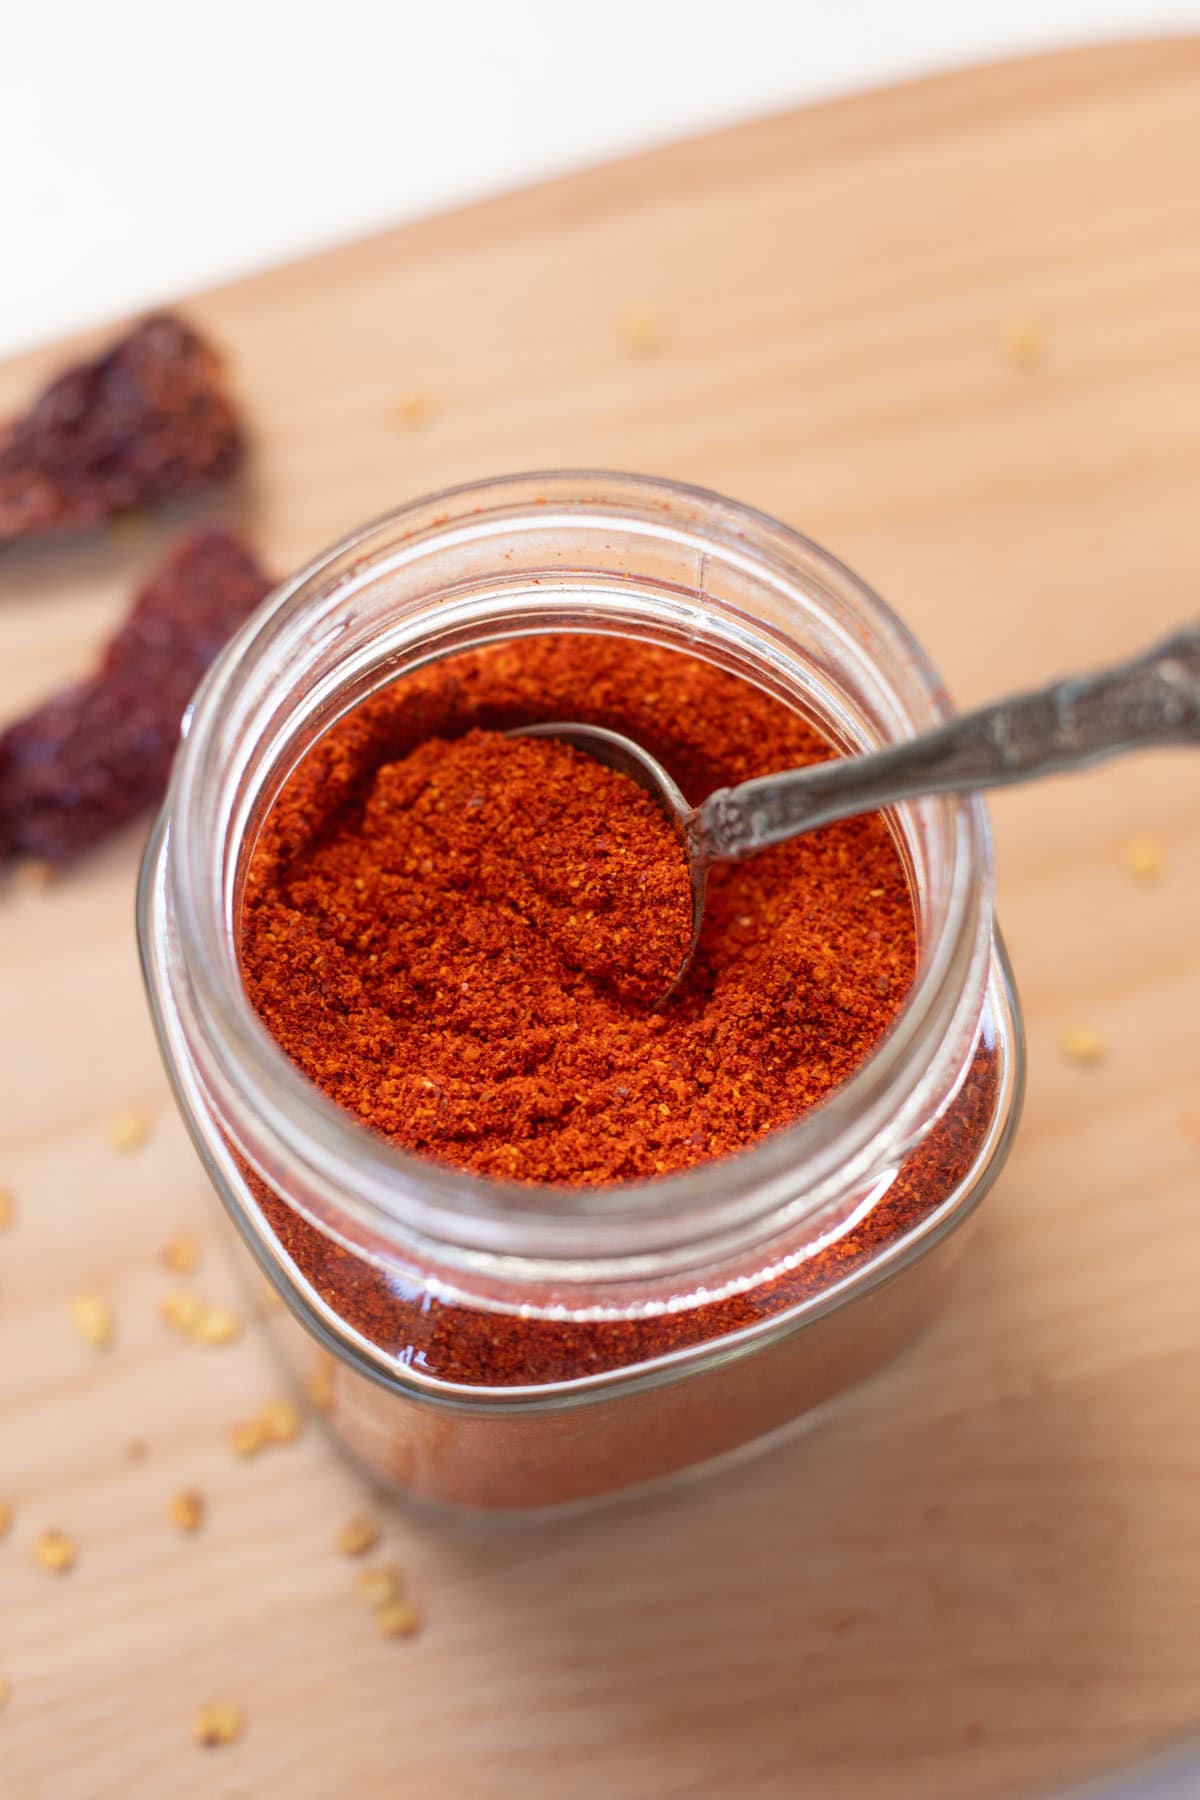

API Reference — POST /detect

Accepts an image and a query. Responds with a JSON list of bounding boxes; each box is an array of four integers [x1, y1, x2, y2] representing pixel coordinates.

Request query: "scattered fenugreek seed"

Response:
[[193, 1305, 241, 1347], [1120, 834, 1166, 884], [161, 1232, 200, 1274], [376, 1597, 421, 1638], [106, 1108, 151, 1152], [160, 1290, 204, 1333], [260, 1399, 302, 1444], [354, 1564, 402, 1607], [336, 1513, 379, 1557], [0, 1185, 13, 1230], [229, 1418, 267, 1458], [617, 304, 667, 357], [68, 1292, 114, 1349], [1001, 317, 1045, 372], [0, 1502, 12, 1537], [258, 1280, 284, 1313], [33, 1529, 76, 1573], [193, 1701, 243, 1747], [1058, 1025, 1107, 1067], [0, 1675, 9, 1711], [161, 1290, 242, 1345], [168, 1489, 205, 1533], [390, 392, 433, 429]]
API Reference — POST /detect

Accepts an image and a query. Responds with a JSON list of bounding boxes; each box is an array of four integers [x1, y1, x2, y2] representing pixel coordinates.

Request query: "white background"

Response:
[[1, 0, 1196, 358]]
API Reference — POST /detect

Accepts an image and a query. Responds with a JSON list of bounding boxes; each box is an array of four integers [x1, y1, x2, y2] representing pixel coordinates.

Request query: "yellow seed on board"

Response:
[[69, 1293, 115, 1349], [355, 1564, 403, 1607], [0, 1185, 14, 1229], [106, 1108, 150, 1152], [376, 1598, 421, 1639], [1058, 1025, 1107, 1067], [617, 304, 667, 357], [160, 1290, 205, 1333], [1120, 834, 1166, 883], [336, 1513, 379, 1558], [33, 1529, 76, 1573], [0, 1675, 9, 1711], [390, 391, 433, 429], [193, 1701, 243, 1747], [229, 1418, 267, 1458], [161, 1233, 200, 1274], [168, 1489, 205, 1533], [193, 1305, 241, 1347], [260, 1399, 302, 1444], [1001, 317, 1045, 372], [0, 1502, 12, 1538]]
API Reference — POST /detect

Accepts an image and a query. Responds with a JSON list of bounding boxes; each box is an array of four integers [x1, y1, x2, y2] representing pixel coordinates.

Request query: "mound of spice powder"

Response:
[[272, 726, 696, 1017], [240, 636, 917, 1185]]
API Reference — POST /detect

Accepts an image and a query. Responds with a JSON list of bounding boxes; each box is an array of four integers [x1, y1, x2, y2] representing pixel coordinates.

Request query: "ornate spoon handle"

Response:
[[694, 625, 1200, 862]]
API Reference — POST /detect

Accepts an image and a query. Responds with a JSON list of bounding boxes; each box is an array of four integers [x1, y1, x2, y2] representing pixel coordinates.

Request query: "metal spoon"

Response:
[[518, 623, 1200, 1001]]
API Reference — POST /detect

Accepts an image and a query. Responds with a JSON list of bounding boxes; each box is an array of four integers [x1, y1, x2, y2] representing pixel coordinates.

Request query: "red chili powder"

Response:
[[237, 633, 1000, 1386]]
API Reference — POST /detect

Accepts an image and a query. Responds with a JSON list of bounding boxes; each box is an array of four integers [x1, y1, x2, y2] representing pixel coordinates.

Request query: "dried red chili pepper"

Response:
[[0, 527, 271, 865], [0, 314, 244, 545]]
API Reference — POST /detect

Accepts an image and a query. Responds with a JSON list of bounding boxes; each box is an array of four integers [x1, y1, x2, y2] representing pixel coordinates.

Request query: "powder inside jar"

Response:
[[240, 635, 916, 1186], [280, 726, 694, 1013]]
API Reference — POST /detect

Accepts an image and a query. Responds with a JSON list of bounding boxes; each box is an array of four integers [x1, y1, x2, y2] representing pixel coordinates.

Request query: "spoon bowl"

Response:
[[513, 622, 1199, 1004], [514, 721, 707, 1000]]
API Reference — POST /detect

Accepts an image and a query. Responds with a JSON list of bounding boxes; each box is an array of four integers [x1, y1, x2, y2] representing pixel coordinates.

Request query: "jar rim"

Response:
[[146, 471, 995, 1281]]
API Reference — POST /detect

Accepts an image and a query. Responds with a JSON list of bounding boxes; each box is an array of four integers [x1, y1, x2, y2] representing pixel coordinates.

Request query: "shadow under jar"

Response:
[[138, 472, 1024, 1514]]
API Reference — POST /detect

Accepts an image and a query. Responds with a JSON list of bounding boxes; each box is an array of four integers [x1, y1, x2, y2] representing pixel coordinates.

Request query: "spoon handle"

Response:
[[693, 623, 1200, 862]]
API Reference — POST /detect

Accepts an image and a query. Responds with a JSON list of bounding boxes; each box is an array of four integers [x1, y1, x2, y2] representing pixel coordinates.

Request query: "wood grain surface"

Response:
[[2, 38, 1199, 1800]]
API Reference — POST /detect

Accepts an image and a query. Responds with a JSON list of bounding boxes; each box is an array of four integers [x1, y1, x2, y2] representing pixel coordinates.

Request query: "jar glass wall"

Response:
[[138, 473, 1024, 1512]]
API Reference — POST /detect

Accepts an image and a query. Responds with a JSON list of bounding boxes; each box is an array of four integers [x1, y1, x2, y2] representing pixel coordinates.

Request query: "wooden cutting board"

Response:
[[2, 38, 1199, 1800]]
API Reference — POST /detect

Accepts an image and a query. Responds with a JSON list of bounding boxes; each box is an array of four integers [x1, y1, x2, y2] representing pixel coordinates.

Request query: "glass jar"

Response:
[[138, 472, 1024, 1514]]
